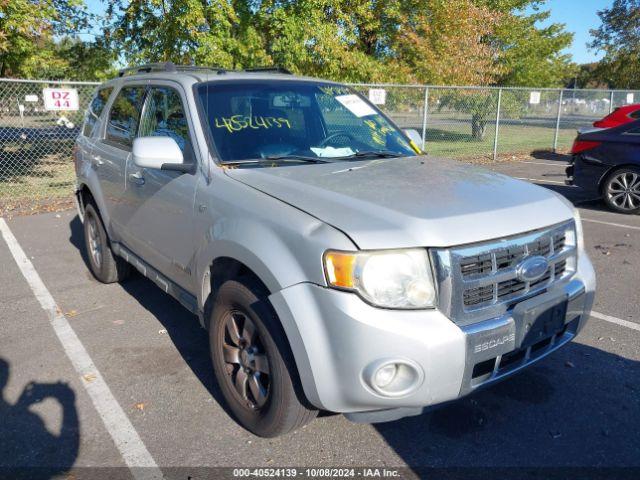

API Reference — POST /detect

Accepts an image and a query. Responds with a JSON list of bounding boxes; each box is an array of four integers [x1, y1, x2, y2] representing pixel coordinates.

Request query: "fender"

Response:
[[193, 215, 355, 313], [76, 176, 112, 235]]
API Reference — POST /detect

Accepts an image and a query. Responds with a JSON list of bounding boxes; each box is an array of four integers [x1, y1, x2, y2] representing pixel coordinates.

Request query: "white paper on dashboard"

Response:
[[335, 94, 377, 117], [310, 146, 355, 158]]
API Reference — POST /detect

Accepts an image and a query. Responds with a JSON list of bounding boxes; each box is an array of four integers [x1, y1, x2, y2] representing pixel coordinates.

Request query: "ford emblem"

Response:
[[516, 255, 549, 282]]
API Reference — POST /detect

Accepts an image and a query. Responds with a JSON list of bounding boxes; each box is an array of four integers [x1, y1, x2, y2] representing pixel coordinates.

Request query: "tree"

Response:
[[589, 0, 640, 89], [395, 0, 504, 86], [489, 4, 576, 87], [435, 0, 576, 139], [0, 0, 91, 77]]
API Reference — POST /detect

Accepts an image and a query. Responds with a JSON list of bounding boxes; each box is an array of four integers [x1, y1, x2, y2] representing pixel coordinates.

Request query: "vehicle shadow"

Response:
[[0, 357, 79, 479], [530, 150, 573, 163], [374, 340, 640, 470], [68, 216, 233, 420]]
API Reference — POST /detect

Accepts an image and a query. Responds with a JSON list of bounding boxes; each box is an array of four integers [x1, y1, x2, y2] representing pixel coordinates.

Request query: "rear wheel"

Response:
[[602, 167, 640, 214], [83, 203, 131, 283], [209, 278, 317, 437]]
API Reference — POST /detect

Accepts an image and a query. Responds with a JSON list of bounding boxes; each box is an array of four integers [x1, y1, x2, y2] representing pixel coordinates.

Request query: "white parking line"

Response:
[[515, 177, 568, 185], [591, 311, 640, 332], [581, 217, 640, 232], [0, 219, 162, 480]]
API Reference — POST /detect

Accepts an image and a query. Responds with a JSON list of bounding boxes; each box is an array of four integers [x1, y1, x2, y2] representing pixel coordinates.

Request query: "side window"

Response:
[[138, 87, 192, 156], [83, 87, 113, 137], [106, 86, 146, 148], [629, 110, 640, 120]]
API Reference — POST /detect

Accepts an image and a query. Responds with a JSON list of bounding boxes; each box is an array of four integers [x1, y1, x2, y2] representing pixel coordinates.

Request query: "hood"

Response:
[[224, 156, 575, 249]]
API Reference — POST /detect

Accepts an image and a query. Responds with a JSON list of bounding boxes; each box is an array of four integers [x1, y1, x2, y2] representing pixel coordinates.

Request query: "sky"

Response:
[[527, 0, 612, 64], [85, 0, 611, 65]]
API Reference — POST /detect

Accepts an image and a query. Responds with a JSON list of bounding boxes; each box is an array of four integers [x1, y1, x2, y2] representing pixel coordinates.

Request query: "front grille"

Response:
[[432, 220, 578, 325]]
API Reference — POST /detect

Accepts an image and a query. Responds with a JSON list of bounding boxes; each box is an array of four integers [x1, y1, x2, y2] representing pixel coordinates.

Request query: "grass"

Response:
[[420, 122, 576, 159]]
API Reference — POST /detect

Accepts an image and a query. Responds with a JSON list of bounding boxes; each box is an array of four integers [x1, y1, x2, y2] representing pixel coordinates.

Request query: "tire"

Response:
[[602, 167, 640, 214], [209, 278, 318, 437], [83, 203, 131, 283]]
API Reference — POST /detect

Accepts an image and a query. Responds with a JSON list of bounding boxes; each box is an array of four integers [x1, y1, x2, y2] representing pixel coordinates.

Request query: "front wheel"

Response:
[[209, 278, 317, 437], [602, 167, 640, 214]]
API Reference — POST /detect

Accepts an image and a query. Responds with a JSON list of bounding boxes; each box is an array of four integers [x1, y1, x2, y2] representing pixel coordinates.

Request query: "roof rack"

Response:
[[117, 62, 226, 77], [243, 66, 292, 74], [117, 62, 292, 77]]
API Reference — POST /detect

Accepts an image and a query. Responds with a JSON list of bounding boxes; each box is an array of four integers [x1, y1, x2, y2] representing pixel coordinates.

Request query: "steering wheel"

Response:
[[318, 131, 355, 148]]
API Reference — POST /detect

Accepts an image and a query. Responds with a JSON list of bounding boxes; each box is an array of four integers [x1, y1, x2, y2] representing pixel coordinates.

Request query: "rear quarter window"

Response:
[[83, 87, 113, 137], [105, 85, 146, 148]]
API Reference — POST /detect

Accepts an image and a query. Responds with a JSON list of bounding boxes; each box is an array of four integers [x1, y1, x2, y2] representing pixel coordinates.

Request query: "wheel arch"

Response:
[[598, 163, 640, 194], [76, 180, 112, 233]]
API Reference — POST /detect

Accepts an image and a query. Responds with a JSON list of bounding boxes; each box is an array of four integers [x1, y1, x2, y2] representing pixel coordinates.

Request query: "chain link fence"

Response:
[[350, 84, 640, 160], [0, 78, 99, 215], [1, 77, 639, 215]]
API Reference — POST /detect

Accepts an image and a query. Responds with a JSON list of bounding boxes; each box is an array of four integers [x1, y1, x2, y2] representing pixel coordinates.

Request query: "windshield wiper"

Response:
[[222, 155, 330, 167], [263, 154, 330, 163], [333, 150, 406, 160]]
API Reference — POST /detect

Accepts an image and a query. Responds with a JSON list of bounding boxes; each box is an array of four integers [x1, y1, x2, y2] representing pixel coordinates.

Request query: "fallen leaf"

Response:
[[82, 373, 96, 383], [134, 402, 145, 411], [158, 329, 168, 335], [65, 310, 78, 317]]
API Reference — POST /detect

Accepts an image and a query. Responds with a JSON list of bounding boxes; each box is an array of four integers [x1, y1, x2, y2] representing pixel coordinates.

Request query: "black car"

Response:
[[566, 119, 640, 214]]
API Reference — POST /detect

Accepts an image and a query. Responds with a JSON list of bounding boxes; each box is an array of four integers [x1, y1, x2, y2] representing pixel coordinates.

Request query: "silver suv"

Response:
[[74, 63, 596, 437]]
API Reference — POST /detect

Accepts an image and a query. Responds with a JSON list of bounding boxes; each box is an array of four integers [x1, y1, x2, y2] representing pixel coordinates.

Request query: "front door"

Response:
[[121, 84, 200, 291]]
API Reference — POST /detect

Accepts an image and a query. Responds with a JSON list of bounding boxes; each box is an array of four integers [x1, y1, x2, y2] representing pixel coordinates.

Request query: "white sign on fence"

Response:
[[25, 94, 38, 102], [368, 88, 387, 105], [529, 91, 541, 105], [42, 88, 79, 111], [627, 93, 635, 104]]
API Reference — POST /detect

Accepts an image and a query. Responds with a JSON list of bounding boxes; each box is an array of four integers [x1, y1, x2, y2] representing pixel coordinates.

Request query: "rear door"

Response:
[[76, 86, 113, 182], [91, 84, 147, 239], [120, 83, 200, 290]]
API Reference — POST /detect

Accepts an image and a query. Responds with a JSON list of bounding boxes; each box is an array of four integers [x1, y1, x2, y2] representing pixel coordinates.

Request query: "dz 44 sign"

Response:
[[43, 88, 79, 111]]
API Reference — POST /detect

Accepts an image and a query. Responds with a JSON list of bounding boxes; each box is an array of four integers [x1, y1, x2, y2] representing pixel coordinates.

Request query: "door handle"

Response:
[[91, 155, 104, 167], [129, 171, 145, 186]]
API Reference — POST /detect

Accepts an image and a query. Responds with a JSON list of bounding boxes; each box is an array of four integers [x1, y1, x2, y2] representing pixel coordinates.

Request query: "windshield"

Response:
[[196, 81, 417, 163]]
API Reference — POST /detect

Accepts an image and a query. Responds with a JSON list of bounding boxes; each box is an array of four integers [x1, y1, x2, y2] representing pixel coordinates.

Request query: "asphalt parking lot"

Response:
[[1, 157, 639, 479]]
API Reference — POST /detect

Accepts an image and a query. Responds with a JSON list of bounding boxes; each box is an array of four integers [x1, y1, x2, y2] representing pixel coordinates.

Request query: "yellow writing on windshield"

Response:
[[364, 119, 395, 146], [214, 115, 291, 133]]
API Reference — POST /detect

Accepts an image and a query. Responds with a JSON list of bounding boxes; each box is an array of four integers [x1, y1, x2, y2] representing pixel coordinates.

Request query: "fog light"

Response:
[[364, 359, 424, 397], [374, 364, 398, 388]]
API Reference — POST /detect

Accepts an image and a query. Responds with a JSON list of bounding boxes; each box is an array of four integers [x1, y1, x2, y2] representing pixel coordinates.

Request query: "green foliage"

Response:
[[589, 0, 640, 89], [0, 0, 577, 92], [0, 0, 93, 77]]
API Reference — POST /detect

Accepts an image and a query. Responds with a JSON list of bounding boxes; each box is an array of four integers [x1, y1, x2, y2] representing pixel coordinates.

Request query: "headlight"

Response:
[[323, 249, 437, 309]]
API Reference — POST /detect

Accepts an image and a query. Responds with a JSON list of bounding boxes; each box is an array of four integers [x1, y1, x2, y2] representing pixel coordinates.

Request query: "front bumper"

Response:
[[268, 252, 595, 420]]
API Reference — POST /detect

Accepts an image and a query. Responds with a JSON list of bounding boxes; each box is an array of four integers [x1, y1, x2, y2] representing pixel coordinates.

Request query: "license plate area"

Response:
[[513, 292, 568, 349]]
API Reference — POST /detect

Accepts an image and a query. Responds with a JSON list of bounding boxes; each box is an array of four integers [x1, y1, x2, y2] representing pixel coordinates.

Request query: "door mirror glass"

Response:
[[132, 136, 184, 170], [403, 129, 423, 148]]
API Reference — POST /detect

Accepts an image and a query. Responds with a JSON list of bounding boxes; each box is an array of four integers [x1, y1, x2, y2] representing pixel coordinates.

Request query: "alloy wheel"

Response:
[[606, 171, 640, 211], [221, 310, 270, 410], [87, 215, 103, 268]]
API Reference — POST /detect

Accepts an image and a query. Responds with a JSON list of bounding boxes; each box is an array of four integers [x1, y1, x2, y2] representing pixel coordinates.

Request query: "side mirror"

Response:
[[403, 129, 423, 149], [132, 136, 190, 173]]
